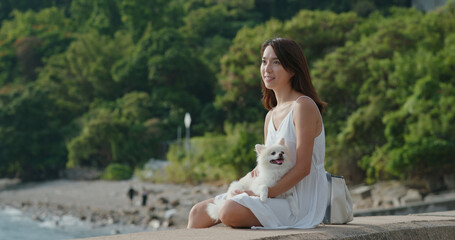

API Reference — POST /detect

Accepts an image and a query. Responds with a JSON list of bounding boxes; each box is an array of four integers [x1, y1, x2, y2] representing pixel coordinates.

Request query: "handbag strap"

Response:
[[323, 172, 332, 224]]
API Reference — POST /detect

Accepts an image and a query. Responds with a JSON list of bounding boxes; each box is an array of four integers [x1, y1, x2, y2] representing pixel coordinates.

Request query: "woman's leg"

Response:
[[219, 200, 262, 228], [187, 198, 221, 228]]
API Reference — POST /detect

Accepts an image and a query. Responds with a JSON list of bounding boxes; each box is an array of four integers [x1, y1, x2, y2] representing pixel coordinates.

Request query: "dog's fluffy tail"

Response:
[[206, 197, 224, 221]]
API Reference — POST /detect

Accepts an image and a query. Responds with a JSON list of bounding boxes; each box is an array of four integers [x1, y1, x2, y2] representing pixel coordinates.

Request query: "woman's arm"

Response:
[[267, 98, 321, 198]]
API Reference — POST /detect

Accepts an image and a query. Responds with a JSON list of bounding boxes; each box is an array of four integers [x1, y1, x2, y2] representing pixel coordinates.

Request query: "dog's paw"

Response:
[[259, 185, 268, 202], [260, 194, 268, 202]]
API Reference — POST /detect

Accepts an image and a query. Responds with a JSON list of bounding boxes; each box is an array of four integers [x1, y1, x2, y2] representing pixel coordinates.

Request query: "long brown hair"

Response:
[[260, 38, 326, 114]]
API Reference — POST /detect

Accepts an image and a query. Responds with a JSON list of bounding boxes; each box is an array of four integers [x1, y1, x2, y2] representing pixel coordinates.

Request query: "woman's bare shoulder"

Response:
[[293, 97, 320, 122], [293, 97, 322, 137], [295, 97, 318, 112]]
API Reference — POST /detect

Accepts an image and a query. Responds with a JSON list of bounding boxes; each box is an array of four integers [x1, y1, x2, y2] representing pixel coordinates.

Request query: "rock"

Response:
[[353, 198, 373, 209], [162, 218, 174, 228], [351, 185, 372, 202], [110, 229, 120, 235], [202, 188, 211, 195], [159, 197, 169, 204], [179, 199, 192, 207], [122, 209, 139, 215], [400, 189, 422, 205], [0, 178, 21, 190], [372, 181, 407, 208], [162, 220, 170, 228], [32, 215, 43, 222], [164, 209, 177, 220], [149, 219, 160, 229], [424, 191, 455, 202], [171, 199, 180, 207]]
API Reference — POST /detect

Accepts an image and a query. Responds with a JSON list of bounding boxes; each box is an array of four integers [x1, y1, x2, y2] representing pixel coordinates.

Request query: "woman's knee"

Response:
[[188, 199, 217, 228], [189, 201, 206, 220], [219, 200, 245, 227]]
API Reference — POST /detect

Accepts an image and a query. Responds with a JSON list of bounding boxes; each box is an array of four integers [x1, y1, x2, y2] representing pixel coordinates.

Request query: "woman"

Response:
[[187, 37, 328, 229]]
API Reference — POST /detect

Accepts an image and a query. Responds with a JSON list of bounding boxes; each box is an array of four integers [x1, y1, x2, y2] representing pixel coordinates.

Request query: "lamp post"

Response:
[[184, 112, 191, 156], [177, 126, 182, 144]]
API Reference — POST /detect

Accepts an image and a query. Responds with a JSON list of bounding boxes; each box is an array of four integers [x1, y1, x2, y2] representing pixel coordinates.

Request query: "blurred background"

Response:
[[0, 0, 454, 238]]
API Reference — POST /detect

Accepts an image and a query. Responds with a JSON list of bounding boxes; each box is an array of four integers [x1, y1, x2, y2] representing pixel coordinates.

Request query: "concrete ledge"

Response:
[[79, 211, 455, 240], [354, 196, 455, 217]]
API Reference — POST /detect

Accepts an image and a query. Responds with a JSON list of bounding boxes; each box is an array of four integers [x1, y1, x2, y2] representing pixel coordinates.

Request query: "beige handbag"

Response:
[[323, 172, 354, 224]]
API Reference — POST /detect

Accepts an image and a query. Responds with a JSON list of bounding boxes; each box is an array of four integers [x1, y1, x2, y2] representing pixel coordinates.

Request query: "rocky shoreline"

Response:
[[1, 177, 454, 236], [0, 179, 226, 233]]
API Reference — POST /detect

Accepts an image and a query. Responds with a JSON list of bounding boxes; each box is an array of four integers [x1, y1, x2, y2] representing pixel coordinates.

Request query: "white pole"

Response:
[[177, 126, 182, 144], [184, 113, 191, 156]]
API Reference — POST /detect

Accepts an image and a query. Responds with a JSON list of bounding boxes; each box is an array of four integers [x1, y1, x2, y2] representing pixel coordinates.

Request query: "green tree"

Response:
[[118, 0, 184, 42], [179, 0, 258, 80], [112, 27, 217, 137], [37, 30, 133, 117], [216, 10, 358, 123], [67, 92, 160, 169], [0, 84, 67, 180], [313, 5, 455, 183], [70, 0, 122, 36], [361, 35, 455, 181], [102, 163, 133, 180], [0, 7, 73, 85], [0, 0, 72, 22]]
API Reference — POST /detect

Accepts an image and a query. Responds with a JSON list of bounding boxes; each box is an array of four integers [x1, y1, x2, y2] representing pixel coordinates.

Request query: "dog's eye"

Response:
[[281, 151, 284, 154], [271, 152, 276, 155]]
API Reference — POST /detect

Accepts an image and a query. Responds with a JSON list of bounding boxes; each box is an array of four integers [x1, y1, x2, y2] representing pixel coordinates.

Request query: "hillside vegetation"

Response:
[[0, 0, 453, 185]]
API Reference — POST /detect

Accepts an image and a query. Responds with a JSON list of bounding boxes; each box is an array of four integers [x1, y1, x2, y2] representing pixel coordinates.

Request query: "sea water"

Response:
[[0, 206, 151, 240]]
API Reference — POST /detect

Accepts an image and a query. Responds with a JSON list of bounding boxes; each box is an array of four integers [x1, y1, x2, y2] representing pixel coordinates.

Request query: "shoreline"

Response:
[[0, 179, 226, 234], [2, 178, 454, 237]]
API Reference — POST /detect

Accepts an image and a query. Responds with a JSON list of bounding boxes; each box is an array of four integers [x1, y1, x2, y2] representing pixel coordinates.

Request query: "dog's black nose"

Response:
[[279, 152, 283, 158]]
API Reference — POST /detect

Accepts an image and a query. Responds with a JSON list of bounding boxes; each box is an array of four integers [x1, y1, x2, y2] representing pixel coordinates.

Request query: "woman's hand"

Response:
[[250, 167, 259, 177], [233, 189, 258, 197]]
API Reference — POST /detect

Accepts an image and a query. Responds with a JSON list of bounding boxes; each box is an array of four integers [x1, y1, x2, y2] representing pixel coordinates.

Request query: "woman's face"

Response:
[[261, 46, 294, 90]]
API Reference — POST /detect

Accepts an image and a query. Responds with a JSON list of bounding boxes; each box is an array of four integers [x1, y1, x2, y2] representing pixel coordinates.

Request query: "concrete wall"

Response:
[[78, 211, 455, 240]]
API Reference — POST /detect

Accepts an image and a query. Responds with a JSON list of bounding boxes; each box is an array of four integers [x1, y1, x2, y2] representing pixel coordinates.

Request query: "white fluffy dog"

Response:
[[206, 138, 298, 221]]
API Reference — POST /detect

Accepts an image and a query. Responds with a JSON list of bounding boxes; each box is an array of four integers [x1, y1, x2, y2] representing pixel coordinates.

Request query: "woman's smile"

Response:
[[264, 75, 275, 82]]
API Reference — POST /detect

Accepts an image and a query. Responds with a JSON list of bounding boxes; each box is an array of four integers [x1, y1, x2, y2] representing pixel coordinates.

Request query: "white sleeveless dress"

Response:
[[215, 96, 328, 229]]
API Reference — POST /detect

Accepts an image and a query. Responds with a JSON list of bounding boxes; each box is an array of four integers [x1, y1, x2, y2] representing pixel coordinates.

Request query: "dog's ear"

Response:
[[278, 138, 286, 146], [255, 144, 265, 154]]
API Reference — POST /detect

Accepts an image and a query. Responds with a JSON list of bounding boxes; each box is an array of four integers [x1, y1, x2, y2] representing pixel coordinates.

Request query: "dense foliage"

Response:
[[101, 163, 133, 180], [0, 0, 453, 184], [166, 122, 263, 183], [314, 7, 455, 183]]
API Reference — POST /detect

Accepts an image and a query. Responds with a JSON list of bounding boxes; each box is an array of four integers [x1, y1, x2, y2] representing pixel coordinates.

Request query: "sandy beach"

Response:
[[0, 179, 226, 232]]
